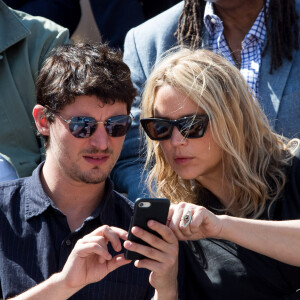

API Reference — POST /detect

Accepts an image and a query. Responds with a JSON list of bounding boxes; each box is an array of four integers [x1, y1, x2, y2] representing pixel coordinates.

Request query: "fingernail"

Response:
[[124, 241, 132, 247], [148, 220, 155, 227], [132, 226, 140, 233]]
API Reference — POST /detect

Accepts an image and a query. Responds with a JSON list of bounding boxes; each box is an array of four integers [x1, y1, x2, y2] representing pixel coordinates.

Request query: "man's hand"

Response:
[[124, 221, 179, 300], [59, 225, 131, 289]]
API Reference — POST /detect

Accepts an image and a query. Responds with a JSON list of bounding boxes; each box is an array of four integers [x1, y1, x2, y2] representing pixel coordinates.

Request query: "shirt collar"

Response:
[[25, 162, 118, 225], [84, 178, 118, 226], [203, 1, 268, 44], [25, 162, 52, 220], [245, 1, 268, 45], [0, 1, 31, 54], [204, 1, 222, 36]]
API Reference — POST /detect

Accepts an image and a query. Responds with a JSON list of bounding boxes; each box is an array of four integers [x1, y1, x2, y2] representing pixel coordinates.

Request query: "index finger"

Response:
[[86, 225, 128, 252]]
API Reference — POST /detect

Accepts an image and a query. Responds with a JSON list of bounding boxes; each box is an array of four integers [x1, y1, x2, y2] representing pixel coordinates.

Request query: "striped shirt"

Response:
[[204, 1, 268, 96], [0, 163, 154, 299]]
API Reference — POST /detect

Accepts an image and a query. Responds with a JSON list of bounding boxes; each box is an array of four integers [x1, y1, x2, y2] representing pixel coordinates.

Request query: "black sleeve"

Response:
[[3, 0, 81, 35], [177, 242, 187, 300], [273, 146, 300, 220], [283, 290, 300, 299]]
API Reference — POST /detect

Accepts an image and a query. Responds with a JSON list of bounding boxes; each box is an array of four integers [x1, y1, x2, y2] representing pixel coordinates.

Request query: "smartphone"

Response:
[[124, 197, 170, 260]]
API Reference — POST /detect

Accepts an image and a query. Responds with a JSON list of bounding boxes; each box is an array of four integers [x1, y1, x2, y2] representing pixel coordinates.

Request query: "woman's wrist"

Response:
[[216, 215, 234, 240]]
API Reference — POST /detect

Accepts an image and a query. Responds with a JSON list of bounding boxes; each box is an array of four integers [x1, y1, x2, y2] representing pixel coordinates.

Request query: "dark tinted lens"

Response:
[[145, 120, 172, 140], [69, 117, 96, 138], [178, 116, 208, 138], [106, 115, 132, 137]]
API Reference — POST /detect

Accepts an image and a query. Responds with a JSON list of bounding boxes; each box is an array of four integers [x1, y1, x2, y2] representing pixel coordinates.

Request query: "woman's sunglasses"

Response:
[[45, 106, 132, 138], [140, 115, 209, 141]]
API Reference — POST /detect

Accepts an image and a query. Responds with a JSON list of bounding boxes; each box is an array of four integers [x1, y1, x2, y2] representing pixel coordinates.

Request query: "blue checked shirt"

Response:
[[204, 1, 268, 96]]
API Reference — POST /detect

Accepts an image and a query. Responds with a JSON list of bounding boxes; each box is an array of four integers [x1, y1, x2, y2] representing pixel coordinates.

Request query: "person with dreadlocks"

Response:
[[110, 0, 300, 201]]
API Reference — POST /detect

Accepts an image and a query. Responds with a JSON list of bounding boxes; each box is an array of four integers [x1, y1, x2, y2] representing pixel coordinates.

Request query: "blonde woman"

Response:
[[140, 48, 300, 299]]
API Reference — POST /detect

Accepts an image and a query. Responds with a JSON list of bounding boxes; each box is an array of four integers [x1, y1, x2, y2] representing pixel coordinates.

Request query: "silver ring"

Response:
[[182, 210, 192, 228]]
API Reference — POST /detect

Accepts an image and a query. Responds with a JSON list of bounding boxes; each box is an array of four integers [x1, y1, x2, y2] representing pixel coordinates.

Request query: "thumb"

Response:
[[107, 254, 131, 274], [167, 205, 175, 227]]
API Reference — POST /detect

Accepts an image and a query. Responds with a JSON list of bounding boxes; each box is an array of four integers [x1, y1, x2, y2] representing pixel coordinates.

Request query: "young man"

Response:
[[112, 0, 300, 200], [0, 43, 178, 299]]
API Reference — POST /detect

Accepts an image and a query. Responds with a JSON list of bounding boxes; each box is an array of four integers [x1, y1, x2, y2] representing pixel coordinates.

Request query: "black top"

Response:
[[179, 147, 300, 300], [0, 163, 154, 299]]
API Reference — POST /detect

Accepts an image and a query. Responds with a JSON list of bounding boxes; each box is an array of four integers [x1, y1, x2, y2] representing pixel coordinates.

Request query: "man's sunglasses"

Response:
[[45, 106, 132, 138], [140, 115, 209, 141]]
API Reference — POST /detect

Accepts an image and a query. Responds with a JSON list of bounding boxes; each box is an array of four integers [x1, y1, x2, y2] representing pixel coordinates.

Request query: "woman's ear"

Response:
[[32, 105, 50, 136]]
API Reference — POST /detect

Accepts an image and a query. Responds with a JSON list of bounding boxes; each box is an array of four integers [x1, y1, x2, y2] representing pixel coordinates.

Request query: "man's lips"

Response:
[[83, 155, 110, 165]]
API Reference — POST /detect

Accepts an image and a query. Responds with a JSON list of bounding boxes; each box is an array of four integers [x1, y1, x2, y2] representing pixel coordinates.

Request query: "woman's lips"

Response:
[[174, 156, 193, 165]]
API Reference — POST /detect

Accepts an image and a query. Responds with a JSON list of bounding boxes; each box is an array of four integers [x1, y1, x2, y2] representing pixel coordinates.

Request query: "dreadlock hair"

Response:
[[175, 0, 299, 73]]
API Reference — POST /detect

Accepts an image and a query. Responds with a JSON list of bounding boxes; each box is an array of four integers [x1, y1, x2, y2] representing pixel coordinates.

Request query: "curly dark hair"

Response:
[[175, 0, 299, 74], [36, 43, 137, 145]]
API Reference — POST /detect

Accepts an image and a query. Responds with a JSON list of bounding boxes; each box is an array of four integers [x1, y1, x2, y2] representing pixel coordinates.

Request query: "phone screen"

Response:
[[124, 197, 170, 260]]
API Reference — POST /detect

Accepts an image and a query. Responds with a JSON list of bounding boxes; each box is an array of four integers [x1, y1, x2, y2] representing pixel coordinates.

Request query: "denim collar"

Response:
[[24, 162, 117, 226]]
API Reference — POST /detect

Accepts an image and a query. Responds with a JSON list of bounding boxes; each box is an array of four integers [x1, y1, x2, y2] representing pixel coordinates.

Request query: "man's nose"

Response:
[[89, 123, 109, 150]]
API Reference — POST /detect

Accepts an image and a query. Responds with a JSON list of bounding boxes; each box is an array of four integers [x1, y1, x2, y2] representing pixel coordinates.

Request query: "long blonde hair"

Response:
[[141, 48, 298, 218]]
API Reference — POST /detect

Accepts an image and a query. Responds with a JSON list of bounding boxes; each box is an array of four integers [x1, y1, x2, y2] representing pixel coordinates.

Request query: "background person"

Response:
[[3, 0, 81, 35], [141, 48, 300, 299], [0, 154, 18, 181], [0, 0, 69, 182], [89, 0, 181, 49], [112, 0, 300, 200]]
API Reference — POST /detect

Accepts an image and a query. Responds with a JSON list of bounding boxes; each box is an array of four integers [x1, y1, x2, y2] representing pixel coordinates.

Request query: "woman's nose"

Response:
[[170, 126, 187, 146]]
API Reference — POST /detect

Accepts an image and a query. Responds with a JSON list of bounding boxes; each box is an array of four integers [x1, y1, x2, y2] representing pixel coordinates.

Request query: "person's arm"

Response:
[[218, 216, 300, 266], [5, 0, 81, 35], [89, 0, 145, 49], [169, 202, 300, 267], [11, 226, 131, 300], [124, 220, 179, 300]]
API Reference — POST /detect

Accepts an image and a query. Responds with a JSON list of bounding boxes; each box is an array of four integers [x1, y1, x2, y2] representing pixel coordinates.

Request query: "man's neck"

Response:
[[214, 1, 264, 31], [40, 161, 106, 232], [213, 0, 264, 65]]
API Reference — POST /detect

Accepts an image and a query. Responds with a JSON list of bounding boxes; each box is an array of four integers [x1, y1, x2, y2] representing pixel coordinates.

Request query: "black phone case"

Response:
[[124, 197, 170, 260]]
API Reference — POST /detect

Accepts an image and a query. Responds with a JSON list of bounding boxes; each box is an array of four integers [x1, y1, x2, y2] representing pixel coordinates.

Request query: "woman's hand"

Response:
[[124, 221, 179, 300], [168, 202, 223, 241], [169, 202, 300, 267]]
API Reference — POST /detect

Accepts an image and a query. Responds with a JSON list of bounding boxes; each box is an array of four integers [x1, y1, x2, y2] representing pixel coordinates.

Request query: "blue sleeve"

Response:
[[89, 0, 145, 49], [110, 28, 150, 201]]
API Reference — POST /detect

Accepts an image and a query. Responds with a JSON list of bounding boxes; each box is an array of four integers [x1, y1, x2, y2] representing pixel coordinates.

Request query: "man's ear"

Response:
[[32, 105, 50, 136]]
